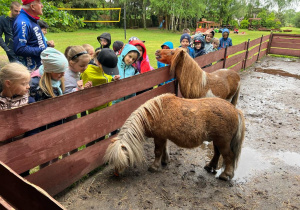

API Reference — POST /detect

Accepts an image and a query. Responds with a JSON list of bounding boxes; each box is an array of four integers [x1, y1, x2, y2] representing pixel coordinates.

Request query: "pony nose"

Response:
[[155, 50, 160, 56]]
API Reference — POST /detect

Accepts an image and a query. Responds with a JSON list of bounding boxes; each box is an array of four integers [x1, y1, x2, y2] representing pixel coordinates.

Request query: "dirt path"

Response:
[[56, 56, 300, 210]]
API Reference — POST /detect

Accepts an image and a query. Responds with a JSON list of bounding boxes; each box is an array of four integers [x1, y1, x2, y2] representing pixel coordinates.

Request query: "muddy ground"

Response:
[[56, 56, 300, 210]]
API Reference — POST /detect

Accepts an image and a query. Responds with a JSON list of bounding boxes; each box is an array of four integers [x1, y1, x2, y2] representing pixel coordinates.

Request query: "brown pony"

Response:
[[155, 48, 241, 106], [104, 94, 245, 181]]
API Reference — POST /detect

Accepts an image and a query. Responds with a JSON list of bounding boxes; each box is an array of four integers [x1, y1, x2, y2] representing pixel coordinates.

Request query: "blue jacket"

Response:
[[179, 46, 195, 58], [157, 41, 174, 68], [113, 44, 140, 104], [13, 9, 47, 70], [219, 28, 232, 49]]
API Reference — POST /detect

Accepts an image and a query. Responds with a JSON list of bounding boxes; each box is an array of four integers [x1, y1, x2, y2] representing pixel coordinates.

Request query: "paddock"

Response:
[[0, 34, 299, 209]]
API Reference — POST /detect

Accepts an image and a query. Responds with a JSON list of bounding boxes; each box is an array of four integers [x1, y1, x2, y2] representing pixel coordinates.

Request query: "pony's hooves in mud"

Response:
[[161, 160, 170, 166], [148, 166, 159, 172], [204, 165, 216, 174], [218, 172, 232, 181]]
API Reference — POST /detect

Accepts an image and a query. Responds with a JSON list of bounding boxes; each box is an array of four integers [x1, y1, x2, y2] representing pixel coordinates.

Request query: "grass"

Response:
[[0, 27, 299, 67]]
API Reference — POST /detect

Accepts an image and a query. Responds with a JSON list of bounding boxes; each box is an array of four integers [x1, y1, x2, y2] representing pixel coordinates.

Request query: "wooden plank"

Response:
[[227, 42, 246, 55], [249, 37, 262, 48], [202, 61, 224, 73], [271, 42, 300, 49], [247, 45, 260, 59], [230, 61, 244, 72], [0, 161, 64, 209], [0, 67, 174, 142], [0, 196, 14, 210], [194, 48, 225, 67], [272, 36, 300, 44], [245, 55, 258, 68], [225, 52, 246, 68], [260, 42, 269, 50], [258, 49, 267, 59], [272, 33, 300, 38], [261, 34, 270, 43], [269, 48, 300, 57], [0, 83, 175, 174]]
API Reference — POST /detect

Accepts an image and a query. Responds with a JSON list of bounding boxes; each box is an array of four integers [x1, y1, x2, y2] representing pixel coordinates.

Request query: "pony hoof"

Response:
[[148, 166, 159, 172], [161, 161, 169, 166], [204, 165, 215, 173], [219, 173, 230, 181]]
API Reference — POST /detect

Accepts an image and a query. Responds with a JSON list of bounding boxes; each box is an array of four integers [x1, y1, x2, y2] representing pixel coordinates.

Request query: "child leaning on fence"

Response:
[[219, 28, 232, 49], [180, 33, 195, 58]]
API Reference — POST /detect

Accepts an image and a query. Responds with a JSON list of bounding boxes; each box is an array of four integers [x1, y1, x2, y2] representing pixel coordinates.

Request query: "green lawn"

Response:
[[1, 27, 299, 68]]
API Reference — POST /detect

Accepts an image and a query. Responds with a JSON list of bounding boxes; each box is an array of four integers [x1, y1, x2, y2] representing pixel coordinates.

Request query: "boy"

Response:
[[37, 20, 55, 47], [113, 41, 124, 56], [180, 33, 195, 58], [194, 38, 206, 58], [96, 32, 111, 50], [219, 28, 232, 49], [212, 38, 219, 51]]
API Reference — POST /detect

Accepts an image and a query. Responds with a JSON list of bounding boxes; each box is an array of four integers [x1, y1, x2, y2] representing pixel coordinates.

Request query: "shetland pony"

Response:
[[104, 94, 245, 181], [155, 48, 241, 106]]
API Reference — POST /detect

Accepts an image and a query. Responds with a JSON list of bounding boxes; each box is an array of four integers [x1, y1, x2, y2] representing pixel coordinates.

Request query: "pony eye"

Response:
[[121, 145, 128, 151]]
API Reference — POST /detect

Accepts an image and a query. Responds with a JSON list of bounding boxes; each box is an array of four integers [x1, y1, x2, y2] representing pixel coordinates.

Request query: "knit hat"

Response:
[[128, 36, 145, 43], [97, 48, 119, 75], [41, 48, 68, 73], [180, 33, 191, 43], [113, 41, 124, 52], [22, 0, 35, 5]]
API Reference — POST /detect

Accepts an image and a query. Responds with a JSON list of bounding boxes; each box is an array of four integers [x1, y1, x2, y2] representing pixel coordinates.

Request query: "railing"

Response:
[[0, 33, 298, 207], [268, 33, 300, 57]]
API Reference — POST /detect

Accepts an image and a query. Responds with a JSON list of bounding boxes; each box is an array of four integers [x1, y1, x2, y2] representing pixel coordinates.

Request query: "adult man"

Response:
[[13, 0, 47, 70], [0, 2, 21, 62]]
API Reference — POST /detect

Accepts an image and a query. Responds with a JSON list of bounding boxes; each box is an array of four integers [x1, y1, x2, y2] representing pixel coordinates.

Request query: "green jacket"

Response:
[[81, 64, 113, 113]]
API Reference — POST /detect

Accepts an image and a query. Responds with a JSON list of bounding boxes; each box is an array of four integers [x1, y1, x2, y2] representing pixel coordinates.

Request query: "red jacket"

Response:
[[129, 40, 151, 73]]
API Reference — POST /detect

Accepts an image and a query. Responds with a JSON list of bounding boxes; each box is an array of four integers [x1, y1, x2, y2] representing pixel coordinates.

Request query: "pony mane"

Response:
[[170, 49, 207, 98], [113, 93, 167, 166]]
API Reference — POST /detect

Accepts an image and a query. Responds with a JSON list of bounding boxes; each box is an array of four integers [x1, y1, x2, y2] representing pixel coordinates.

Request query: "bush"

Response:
[[294, 12, 300, 28], [240, 19, 249, 29]]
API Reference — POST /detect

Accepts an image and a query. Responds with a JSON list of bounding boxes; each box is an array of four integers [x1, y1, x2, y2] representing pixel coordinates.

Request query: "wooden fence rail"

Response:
[[0, 33, 298, 206]]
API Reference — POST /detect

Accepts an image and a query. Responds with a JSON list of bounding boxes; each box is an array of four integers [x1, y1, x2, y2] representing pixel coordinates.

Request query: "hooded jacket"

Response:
[[113, 44, 140, 104], [97, 33, 111, 49], [219, 28, 232, 49], [129, 40, 152, 73], [13, 9, 47, 70], [194, 38, 206, 58], [157, 41, 174, 68]]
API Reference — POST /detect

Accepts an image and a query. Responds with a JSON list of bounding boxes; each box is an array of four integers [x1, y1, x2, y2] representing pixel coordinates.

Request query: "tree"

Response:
[[294, 12, 300, 28]]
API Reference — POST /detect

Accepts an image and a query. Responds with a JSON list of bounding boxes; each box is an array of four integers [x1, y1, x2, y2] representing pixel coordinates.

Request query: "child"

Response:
[[113, 41, 124, 56], [157, 41, 174, 68], [194, 38, 206, 58], [204, 32, 214, 54], [37, 20, 55, 48], [212, 38, 220, 51], [30, 47, 67, 101], [129, 40, 153, 73], [182, 28, 191, 35], [96, 32, 111, 50], [82, 44, 95, 57], [81, 48, 119, 114], [0, 63, 31, 110], [219, 28, 232, 49], [180, 33, 195, 58], [113, 44, 140, 104], [64, 45, 92, 94]]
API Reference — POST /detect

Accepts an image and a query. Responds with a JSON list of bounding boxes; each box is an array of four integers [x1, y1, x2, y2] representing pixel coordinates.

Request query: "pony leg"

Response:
[[148, 138, 167, 172], [217, 145, 235, 181], [161, 141, 170, 166], [204, 144, 220, 174]]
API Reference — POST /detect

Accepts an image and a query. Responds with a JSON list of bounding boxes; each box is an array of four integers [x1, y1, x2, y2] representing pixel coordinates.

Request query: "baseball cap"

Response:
[[97, 48, 119, 75], [22, 0, 35, 5], [113, 41, 124, 52]]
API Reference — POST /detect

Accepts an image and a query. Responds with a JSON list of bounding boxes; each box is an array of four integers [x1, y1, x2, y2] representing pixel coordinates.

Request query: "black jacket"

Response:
[[0, 15, 14, 52], [97, 32, 111, 49]]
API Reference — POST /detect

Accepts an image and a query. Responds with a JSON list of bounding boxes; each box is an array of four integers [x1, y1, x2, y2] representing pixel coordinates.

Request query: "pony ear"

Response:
[[170, 49, 184, 73]]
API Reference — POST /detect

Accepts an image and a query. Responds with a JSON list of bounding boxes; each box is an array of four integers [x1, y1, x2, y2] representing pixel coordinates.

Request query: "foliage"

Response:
[[240, 19, 249, 29], [0, 0, 21, 16], [42, 2, 85, 32], [294, 12, 300, 28], [229, 20, 239, 28]]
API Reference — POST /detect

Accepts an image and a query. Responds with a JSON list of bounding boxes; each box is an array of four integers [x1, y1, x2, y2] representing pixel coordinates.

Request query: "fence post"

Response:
[[223, 46, 228, 68], [256, 35, 264, 62], [243, 39, 250, 70], [267, 32, 273, 55]]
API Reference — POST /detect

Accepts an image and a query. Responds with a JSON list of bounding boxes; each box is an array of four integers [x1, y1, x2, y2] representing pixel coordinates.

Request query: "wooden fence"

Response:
[[268, 33, 300, 57], [0, 33, 298, 208]]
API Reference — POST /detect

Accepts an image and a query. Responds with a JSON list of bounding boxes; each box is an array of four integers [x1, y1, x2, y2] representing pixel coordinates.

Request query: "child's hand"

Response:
[[77, 80, 83, 90], [114, 75, 121, 81], [47, 40, 55, 48], [84, 81, 92, 89], [203, 28, 213, 35]]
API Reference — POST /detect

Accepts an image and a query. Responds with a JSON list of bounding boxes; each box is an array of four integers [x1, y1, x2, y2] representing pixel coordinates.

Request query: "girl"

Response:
[[113, 44, 140, 104], [64, 45, 92, 94], [0, 63, 31, 110], [129, 40, 153, 73], [81, 49, 120, 114], [194, 37, 206, 58]]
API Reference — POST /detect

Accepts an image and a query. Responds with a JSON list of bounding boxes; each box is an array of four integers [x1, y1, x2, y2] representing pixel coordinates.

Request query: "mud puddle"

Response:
[[255, 67, 300, 80]]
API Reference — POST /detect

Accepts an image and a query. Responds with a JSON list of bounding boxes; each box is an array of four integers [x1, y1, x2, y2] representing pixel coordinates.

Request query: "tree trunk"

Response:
[[165, 15, 168, 30], [142, 0, 146, 29], [179, 16, 182, 32], [184, 17, 187, 29]]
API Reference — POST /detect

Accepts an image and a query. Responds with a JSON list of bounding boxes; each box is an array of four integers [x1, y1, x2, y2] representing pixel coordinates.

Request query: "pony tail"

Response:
[[230, 110, 245, 169]]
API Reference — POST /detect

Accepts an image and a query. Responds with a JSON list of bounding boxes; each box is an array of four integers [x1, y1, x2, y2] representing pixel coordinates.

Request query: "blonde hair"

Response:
[[39, 73, 65, 98], [0, 63, 30, 88], [182, 28, 190, 34], [82, 44, 94, 52], [212, 38, 219, 45], [65, 45, 90, 63]]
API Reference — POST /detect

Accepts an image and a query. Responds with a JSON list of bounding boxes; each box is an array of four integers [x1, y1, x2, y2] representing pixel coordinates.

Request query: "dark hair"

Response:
[[10, 1, 20, 10], [38, 20, 49, 29]]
